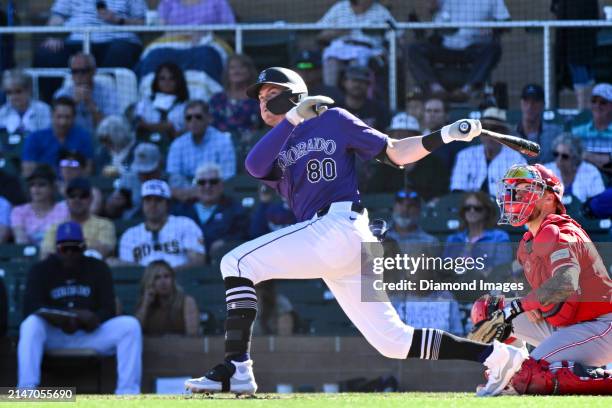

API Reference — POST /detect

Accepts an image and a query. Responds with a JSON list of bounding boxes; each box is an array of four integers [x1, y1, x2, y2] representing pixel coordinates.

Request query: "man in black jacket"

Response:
[[17, 221, 142, 394]]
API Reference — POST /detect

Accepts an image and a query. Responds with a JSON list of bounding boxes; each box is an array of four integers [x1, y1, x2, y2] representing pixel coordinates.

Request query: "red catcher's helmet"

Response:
[[496, 164, 565, 226], [471, 294, 506, 325]]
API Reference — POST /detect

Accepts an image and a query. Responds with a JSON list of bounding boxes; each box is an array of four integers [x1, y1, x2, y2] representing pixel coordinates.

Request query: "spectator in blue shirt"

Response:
[[443, 191, 512, 277], [166, 100, 236, 202], [22, 97, 93, 177], [177, 162, 248, 260], [249, 184, 296, 239]]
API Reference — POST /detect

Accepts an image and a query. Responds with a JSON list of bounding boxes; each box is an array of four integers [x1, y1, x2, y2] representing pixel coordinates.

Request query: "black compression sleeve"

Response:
[[421, 130, 444, 152]]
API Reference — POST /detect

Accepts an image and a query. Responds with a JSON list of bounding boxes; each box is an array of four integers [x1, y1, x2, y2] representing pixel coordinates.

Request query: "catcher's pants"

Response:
[[512, 312, 612, 367], [18, 314, 142, 394], [221, 201, 414, 359]]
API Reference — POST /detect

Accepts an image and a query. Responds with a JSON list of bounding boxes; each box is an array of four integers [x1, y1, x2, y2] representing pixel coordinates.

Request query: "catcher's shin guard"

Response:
[[510, 358, 612, 395]]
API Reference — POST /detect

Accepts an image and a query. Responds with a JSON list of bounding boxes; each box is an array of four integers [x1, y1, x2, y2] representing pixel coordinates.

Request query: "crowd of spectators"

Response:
[[1, 0, 612, 393]]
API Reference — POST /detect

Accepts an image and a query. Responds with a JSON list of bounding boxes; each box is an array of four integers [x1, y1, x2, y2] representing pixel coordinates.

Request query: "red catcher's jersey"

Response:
[[517, 214, 612, 326]]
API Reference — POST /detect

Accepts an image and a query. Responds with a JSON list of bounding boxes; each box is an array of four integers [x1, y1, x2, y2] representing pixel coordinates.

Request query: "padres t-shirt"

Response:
[[119, 215, 205, 268]]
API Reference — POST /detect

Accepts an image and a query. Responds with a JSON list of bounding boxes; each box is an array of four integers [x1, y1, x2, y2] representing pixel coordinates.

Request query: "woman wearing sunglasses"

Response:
[[443, 191, 512, 283], [543, 133, 605, 203]]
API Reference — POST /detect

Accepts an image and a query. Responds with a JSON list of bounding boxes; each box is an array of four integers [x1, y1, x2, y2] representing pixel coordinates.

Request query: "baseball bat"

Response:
[[456, 120, 540, 158], [481, 129, 541, 158]]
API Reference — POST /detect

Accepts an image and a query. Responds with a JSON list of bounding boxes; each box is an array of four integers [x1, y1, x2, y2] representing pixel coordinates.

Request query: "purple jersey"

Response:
[[246, 108, 388, 221]]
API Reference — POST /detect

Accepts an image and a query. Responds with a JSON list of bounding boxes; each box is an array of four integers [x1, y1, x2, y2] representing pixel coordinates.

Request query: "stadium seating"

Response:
[[24, 68, 138, 114]]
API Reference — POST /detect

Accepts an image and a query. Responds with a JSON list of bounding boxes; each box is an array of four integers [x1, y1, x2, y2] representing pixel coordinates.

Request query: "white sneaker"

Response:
[[477, 340, 528, 397], [185, 359, 257, 395]]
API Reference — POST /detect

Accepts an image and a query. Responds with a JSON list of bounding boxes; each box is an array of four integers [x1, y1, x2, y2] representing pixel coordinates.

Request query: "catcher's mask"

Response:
[[496, 164, 565, 227]]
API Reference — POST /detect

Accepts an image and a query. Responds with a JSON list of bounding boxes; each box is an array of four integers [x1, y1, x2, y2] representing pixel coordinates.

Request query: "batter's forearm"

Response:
[[385, 135, 432, 166], [534, 265, 580, 306], [245, 119, 294, 177]]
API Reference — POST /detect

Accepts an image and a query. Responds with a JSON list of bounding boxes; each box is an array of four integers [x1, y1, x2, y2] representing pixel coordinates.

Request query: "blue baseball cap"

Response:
[[56, 221, 84, 244]]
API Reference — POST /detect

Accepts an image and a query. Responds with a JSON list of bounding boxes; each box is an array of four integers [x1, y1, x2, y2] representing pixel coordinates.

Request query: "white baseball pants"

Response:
[[220, 201, 414, 359], [18, 314, 142, 394]]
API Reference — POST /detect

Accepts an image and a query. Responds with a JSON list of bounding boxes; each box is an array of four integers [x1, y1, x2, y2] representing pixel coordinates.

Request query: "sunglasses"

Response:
[[5, 88, 24, 95], [464, 205, 484, 213], [553, 151, 571, 160], [29, 181, 50, 188], [591, 97, 609, 106], [60, 159, 81, 168], [197, 178, 221, 186], [185, 114, 204, 121], [71, 67, 93, 75], [57, 244, 85, 254], [67, 192, 91, 200]]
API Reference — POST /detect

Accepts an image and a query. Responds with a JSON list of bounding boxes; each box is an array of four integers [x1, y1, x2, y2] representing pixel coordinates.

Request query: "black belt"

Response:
[[317, 203, 365, 217]]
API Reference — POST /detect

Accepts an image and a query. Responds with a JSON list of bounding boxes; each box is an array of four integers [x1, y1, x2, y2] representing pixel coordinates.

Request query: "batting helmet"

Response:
[[246, 67, 308, 100]]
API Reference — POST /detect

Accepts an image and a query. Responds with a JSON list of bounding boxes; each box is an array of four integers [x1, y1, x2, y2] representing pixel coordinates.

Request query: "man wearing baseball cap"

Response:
[[116, 179, 205, 269], [572, 83, 612, 173], [514, 84, 562, 164], [293, 49, 344, 105], [105, 143, 164, 220], [340, 65, 390, 130], [40, 177, 116, 259], [360, 113, 448, 199], [18, 221, 142, 394]]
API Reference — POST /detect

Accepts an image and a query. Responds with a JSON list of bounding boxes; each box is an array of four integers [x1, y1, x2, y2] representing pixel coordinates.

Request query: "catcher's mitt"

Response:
[[467, 295, 513, 343], [467, 309, 512, 343]]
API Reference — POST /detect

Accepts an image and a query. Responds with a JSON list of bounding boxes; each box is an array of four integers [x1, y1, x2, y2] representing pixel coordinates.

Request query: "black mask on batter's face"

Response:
[[266, 89, 300, 115]]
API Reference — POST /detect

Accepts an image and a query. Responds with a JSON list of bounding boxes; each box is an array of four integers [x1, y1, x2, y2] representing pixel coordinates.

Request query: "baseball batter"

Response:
[[185, 67, 527, 396], [469, 164, 612, 395]]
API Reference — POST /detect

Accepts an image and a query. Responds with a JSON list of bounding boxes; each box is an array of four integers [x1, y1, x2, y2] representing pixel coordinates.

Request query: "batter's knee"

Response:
[[220, 249, 257, 282]]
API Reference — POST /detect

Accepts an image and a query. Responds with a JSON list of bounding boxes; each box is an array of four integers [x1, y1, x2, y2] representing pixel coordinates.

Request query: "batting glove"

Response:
[[441, 119, 482, 143], [286, 95, 334, 126]]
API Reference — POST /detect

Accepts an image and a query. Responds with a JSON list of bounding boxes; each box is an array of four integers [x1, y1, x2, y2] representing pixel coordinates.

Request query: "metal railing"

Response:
[[1, 20, 612, 110]]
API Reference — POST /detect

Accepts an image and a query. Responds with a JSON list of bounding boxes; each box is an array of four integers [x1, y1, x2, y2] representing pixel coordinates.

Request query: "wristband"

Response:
[[502, 299, 524, 321], [421, 130, 444, 152], [519, 291, 540, 311], [285, 107, 303, 126]]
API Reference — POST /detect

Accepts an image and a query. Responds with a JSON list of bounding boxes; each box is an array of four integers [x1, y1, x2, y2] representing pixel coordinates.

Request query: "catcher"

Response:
[[469, 163, 612, 395]]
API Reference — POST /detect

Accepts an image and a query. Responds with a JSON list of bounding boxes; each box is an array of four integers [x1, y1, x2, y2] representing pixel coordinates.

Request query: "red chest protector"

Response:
[[517, 214, 612, 326]]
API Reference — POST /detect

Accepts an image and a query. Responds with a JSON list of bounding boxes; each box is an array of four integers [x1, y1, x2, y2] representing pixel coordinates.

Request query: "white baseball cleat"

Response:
[[185, 359, 257, 395], [477, 340, 528, 397]]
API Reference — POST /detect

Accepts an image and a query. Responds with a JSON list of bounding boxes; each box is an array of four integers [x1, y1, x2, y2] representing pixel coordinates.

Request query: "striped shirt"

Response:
[[166, 127, 236, 187], [0, 100, 51, 135], [450, 144, 527, 194], [51, 0, 146, 43], [55, 78, 120, 135]]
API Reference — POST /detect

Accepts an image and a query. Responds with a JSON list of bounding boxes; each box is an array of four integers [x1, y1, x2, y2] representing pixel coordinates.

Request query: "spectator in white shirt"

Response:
[[544, 133, 605, 203], [406, 0, 510, 101], [33, 0, 146, 101], [317, 0, 397, 87], [450, 108, 526, 194], [135, 62, 189, 142], [166, 100, 236, 202], [0, 70, 51, 136], [115, 179, 205, 269]]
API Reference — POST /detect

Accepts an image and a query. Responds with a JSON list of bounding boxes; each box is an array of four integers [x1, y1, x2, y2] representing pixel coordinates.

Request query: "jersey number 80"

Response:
[[307, 158, 337, 183]]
